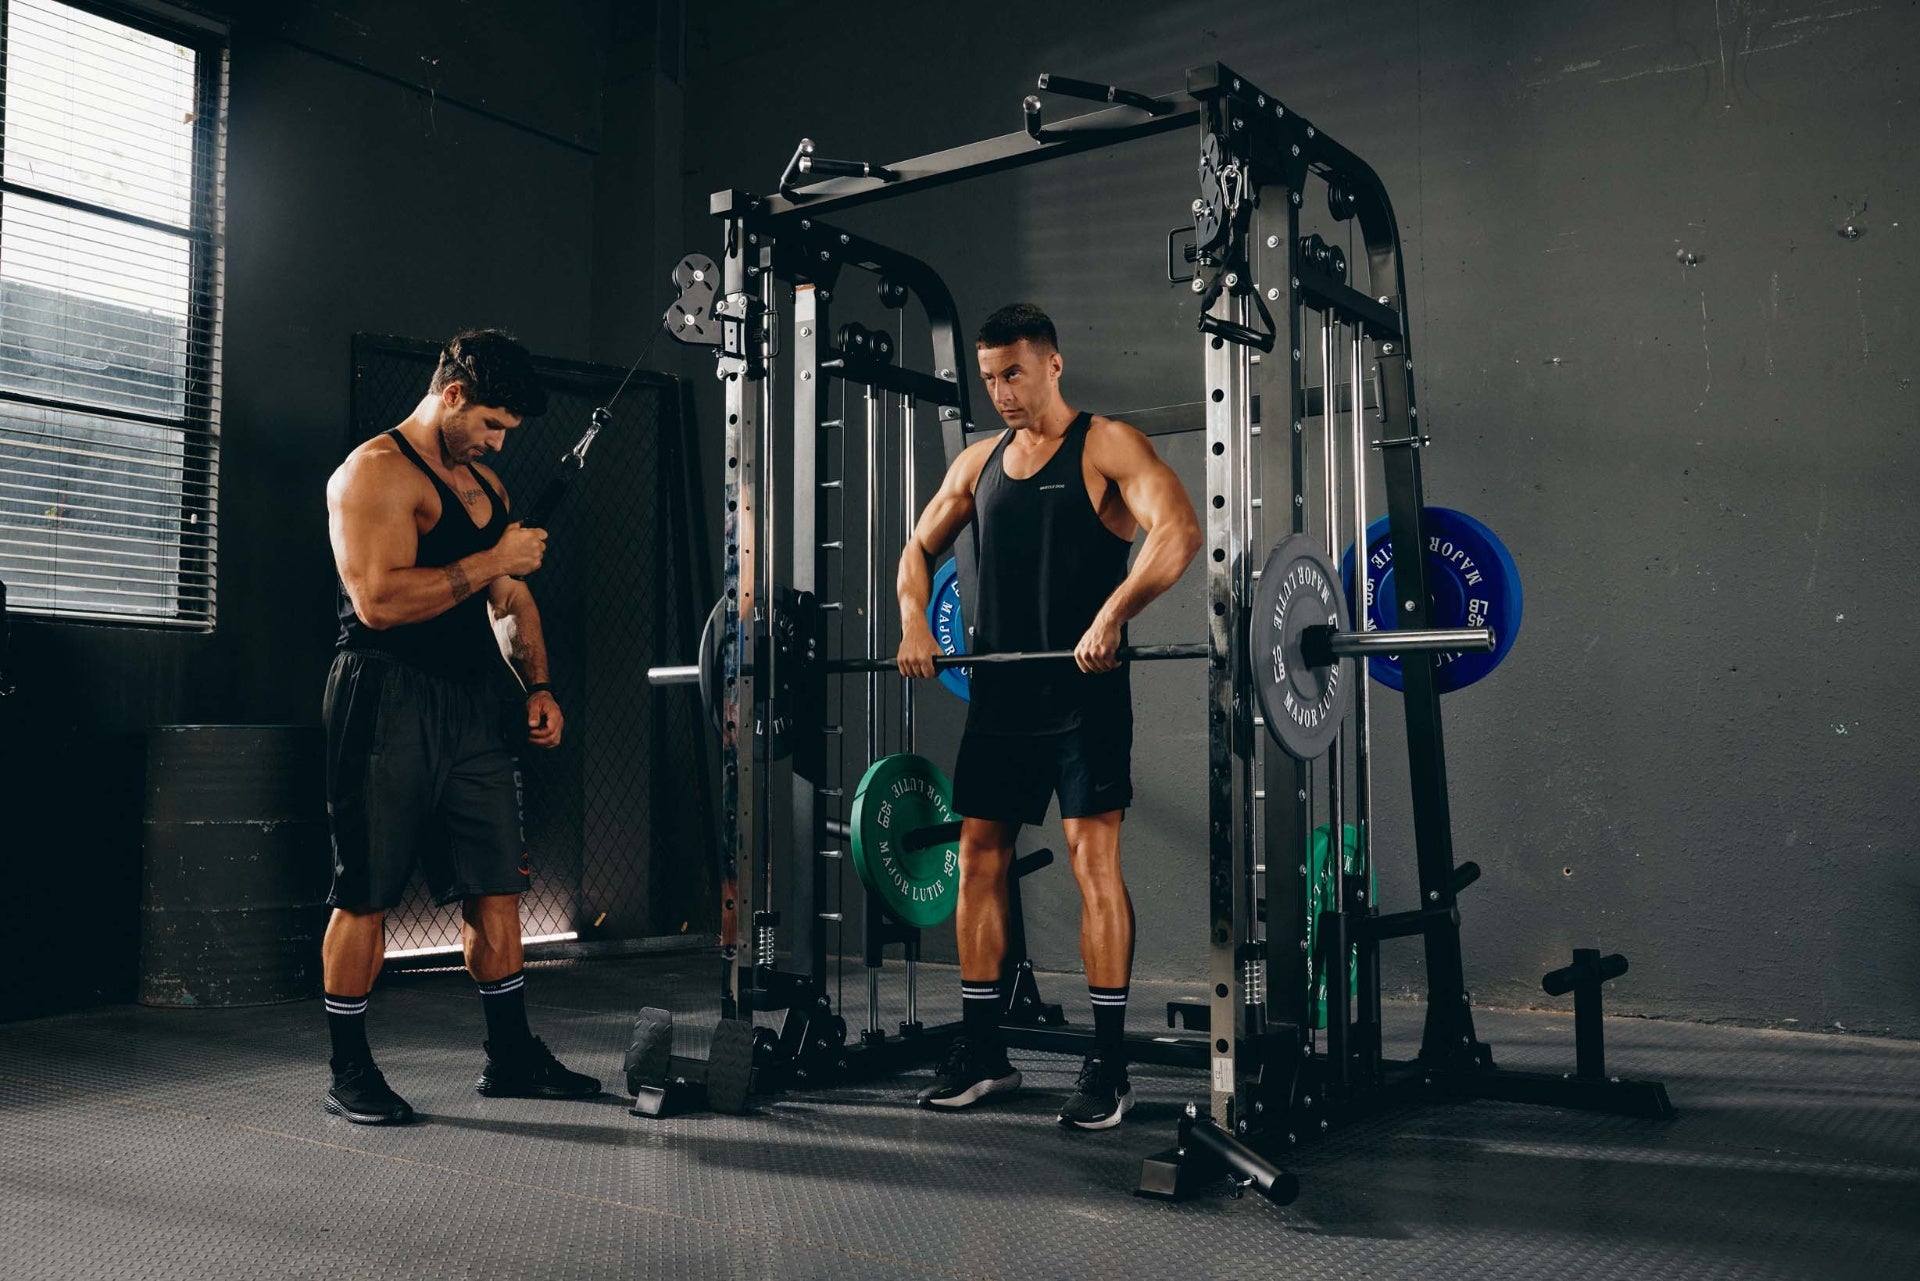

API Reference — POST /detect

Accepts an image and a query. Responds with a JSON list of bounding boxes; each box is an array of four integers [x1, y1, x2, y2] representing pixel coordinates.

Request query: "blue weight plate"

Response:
[[1339, 507, 1523, 693], [927, 558, 971, 702]]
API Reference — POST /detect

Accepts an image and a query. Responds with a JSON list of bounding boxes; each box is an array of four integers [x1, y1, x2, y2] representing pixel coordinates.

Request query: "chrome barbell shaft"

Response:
[[644, 626, 1493, 687]]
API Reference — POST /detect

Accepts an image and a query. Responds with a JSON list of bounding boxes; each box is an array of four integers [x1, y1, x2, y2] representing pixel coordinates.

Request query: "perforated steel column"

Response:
[[1204, 292, 1256, 1125]]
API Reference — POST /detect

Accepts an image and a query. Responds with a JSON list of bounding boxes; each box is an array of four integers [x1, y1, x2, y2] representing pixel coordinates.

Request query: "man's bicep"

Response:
[[1128, 456, 1200, 532], [913, 455, 983, 560], [1094, 426, 1179, 529], [912, 450, 986, 558], [334, 464, 418, 588], [912, 489, 975, 559]]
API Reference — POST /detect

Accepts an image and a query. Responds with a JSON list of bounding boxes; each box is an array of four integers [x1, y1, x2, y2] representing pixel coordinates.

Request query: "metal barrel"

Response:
[[138, 725, 332, 1008]]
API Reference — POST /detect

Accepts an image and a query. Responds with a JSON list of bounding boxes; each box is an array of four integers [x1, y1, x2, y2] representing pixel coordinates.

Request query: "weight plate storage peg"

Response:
[[849, 753, 961, 928], [1339, 507, 1523, 693], [926, 558, 971, 702], [1251, 534, 1352, 761]]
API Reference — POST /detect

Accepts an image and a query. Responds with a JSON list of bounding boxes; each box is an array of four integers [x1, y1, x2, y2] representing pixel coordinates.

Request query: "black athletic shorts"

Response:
[[951, 709, 1134, 826], [323, 649, 528, 911]]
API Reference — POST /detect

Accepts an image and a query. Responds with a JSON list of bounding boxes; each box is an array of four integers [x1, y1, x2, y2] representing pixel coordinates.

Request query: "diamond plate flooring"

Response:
[[3, 952, 1916, 1280]]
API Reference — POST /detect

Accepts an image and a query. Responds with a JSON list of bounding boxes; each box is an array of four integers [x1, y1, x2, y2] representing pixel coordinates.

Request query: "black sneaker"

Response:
[[324, 1060, 415, 1125], [916, 1035, 1022, 1110], [475, 1037, 602, 1099], [1057, 1056, 1132, 1130]]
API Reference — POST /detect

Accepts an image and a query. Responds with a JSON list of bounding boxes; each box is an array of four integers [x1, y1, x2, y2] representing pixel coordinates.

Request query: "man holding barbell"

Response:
[[321, 330, 599, 1124], [896, 304, 1202, 1128]]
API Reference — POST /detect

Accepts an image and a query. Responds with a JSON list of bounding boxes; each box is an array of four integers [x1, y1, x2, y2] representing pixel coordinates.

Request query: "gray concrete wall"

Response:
[[675, 0, 1920, 1034]]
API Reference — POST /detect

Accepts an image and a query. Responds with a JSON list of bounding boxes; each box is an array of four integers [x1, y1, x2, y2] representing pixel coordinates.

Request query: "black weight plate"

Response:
[[1250, 534, 1351, 760], [698, 597, 796, 759]]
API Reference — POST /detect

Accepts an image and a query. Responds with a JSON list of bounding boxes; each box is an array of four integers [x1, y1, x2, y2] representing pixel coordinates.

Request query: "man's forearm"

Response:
[[1098, 522, 1202, 626], [503, 589, 550, 684], [897, 543, 935, 638], [360, 547, 505, 629]]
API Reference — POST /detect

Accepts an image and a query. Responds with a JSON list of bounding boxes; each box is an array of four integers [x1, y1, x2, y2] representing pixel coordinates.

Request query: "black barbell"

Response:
[[648, 540, 1491, 760], [649, 629, 1486, 687]]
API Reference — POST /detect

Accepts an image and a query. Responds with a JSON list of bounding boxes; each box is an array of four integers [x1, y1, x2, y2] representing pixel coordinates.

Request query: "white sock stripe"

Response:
[[478, 976, 526, 995], [960, 988, 1001, 999], [1089, 995, 1130, 1006], [324, 999, 368, 1014]]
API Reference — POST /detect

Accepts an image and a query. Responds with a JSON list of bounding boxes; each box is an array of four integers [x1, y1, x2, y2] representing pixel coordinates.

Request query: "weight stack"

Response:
[[138, 725, 332, 1008]]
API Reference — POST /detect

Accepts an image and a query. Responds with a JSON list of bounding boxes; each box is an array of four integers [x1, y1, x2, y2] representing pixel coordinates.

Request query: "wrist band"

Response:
[[525, 682, 554, 696]]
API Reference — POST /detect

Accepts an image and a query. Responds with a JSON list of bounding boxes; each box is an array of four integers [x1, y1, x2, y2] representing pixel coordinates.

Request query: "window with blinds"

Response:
[[0, 0, 225, 627]]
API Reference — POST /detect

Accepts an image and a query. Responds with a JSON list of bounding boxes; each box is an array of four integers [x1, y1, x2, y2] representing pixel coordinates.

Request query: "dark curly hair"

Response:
[[975, 302, 1057, 353], [429, 329, 548, 419]]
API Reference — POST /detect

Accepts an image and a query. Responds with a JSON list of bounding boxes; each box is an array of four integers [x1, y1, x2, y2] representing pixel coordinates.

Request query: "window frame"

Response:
[[0, 0, 229, 630]]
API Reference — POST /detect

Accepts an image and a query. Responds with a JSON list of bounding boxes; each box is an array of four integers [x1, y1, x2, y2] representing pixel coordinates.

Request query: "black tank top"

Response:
[[966, 412, 1133, 734], [336, 428, 509, 686]]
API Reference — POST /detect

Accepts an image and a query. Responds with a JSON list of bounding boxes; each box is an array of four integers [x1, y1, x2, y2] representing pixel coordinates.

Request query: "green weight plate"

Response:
[[849, 753, 961, 929], [1304, 823, 1374, 1030]]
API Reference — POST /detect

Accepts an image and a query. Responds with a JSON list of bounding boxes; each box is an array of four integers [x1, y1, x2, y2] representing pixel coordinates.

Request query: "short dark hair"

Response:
[[976, 303, 1057, 353], [430, 328, 548, 419]]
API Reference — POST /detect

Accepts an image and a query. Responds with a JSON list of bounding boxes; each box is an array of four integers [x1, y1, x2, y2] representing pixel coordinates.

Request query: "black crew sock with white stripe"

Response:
[[477, 971, 532, 1050], [1089, 984, 1129, 1061], [324, 992, 372, 1071], [960, 978, 1005, 1060]]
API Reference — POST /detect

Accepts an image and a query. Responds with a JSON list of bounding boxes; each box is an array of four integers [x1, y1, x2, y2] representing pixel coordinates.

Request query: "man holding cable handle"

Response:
[[321, 329, 599, 1124], [896, 304, 1202, 1129]]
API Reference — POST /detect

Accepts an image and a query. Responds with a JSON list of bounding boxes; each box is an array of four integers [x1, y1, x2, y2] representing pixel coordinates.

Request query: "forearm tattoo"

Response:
[[444, 563, 473, 604]]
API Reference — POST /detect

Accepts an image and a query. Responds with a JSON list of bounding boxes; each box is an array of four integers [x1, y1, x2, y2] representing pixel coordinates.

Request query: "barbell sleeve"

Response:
[[1303, 625, 1494, 666], [647, 664, 701, 686], [1328, 626, 1493, 656]]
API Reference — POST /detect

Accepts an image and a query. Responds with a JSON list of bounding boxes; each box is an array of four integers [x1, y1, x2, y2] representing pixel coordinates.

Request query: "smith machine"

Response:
[[644, 64, 1672, 1202]]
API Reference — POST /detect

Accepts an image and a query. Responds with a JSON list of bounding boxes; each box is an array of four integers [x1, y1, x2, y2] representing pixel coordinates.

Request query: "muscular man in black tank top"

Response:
[[318, 330, 598, 1124], [895, 304, 1202, 1128]]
